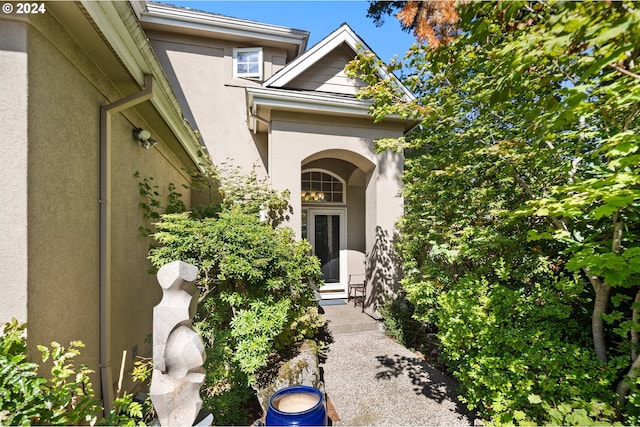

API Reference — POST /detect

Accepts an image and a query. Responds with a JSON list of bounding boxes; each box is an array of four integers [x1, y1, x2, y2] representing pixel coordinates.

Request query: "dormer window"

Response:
[[233, 47, 263, 79]]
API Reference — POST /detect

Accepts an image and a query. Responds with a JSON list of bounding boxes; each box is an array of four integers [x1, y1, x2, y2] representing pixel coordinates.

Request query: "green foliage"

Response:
[[353, 0, 640, 423], [623, 375, 640, 425], [378, 295, 429, 350], [102, 392, 153, 427], [437, 272, 617, 425], [101, 356, 154, 426], [214, 162, 293, 227], [186, 153, 292, 226], [148, 171, 322, 424], [0, 319, 100, 426], [134, 171, 187, 236], [0, 320, 154, 426]]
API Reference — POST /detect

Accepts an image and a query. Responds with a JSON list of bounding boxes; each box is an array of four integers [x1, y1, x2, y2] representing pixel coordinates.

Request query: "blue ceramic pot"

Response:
[[266, 385, 327, 426]]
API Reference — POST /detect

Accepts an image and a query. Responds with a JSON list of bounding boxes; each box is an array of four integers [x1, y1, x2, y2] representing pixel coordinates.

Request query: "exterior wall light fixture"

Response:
[[133, 127, 158, 150]]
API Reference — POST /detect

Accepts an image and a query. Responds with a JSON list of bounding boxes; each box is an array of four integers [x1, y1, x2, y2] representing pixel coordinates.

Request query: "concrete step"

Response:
[[320, 301, 384, 336], [327, 321, 383, 335]]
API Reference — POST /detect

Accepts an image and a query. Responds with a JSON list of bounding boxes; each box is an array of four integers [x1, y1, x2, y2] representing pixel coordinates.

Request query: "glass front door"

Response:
[[314, 214, 340, 283], [305, 208, 347, 297]]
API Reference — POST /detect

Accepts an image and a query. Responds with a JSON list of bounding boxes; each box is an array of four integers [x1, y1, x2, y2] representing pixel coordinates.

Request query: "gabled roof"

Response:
[[264, 23, 414, 102]]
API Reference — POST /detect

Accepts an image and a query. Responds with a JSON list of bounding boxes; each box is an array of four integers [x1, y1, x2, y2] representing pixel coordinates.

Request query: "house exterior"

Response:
[[139, 2, 416, 302], [0, 0, 414, 412], [0, 1, 202, 412]]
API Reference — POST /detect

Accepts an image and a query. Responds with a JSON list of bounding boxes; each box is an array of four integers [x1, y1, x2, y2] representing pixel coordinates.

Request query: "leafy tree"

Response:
[[367, 0, 458, 47], [351, 0, 640, 423]]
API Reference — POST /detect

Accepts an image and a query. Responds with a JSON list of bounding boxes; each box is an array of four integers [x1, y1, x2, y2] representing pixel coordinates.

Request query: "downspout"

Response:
[[100, 74, 154, 416]]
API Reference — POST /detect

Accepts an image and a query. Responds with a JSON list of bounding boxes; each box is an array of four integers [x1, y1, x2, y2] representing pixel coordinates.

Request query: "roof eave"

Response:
[[80, 0, 204, 170], [141, 2, 309, 56], [246, 87, 418, 132]]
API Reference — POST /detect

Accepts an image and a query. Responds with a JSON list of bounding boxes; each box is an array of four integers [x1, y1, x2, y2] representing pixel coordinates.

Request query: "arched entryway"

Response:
[[301, 151, 375, 299]]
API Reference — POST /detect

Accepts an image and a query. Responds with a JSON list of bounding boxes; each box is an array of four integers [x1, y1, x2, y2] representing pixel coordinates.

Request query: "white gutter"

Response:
[[246, 87, 372, 132]]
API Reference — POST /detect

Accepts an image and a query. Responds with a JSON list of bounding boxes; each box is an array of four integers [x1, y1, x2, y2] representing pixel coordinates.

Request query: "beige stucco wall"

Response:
[[110, 115, 192, 393], [286, 43, 366, 95], [1, 10, 195, 398], [148, 31, 289, 177], [0, 20, 29, 324], [26, 16, 103, 380], [269, 113, 404, 242]]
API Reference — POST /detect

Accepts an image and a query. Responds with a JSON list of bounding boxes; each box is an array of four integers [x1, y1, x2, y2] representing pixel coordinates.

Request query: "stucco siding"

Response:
[[4, 9, 198, 399], [0, 20, 29, 324], [269, 114, 404, 243], [148, 33, 288, 176], [110, 114, 192, 392], [26, 17, 102, 378]]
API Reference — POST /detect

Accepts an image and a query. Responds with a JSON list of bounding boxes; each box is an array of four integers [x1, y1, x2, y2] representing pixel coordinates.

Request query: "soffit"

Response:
[[46, 2, 138, 93]]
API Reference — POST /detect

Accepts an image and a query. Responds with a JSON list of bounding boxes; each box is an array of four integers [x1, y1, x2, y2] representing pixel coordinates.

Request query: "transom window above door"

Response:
[[301, 170, 344, 203]]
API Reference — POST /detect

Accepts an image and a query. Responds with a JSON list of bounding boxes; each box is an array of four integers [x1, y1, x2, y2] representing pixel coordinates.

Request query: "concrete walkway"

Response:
[[320, 301, 476, 426]]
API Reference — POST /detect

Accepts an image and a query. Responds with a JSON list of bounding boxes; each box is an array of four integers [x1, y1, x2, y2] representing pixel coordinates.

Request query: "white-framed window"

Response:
[[233, 47, 263, 79]]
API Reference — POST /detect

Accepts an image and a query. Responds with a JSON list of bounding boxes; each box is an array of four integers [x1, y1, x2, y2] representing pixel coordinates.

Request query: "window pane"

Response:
[[301, 209, 307, 240], [301, 171, 346, 204], [248, 63, 259, 74], [238, 52, 258, 62], [237, 64, 248, 74]]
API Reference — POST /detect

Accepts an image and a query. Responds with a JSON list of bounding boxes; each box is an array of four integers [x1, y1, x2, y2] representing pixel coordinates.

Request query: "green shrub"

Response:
[[0, 319, 153, 426], [0, 319, 100, 426], [149, 208, 323, 424], [437, 273, 617, 425], [102, 392, 154, 427], [378, 295, 430, 350]]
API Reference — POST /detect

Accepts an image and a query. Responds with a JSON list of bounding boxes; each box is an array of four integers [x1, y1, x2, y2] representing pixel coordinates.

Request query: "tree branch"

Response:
[[616, 348, 640, 416], [632, 291, 640, 362], [609, 63, 640, 80]]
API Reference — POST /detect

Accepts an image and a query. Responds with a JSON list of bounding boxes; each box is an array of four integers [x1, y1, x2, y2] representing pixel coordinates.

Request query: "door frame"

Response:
[[306, 207, 348, 299]]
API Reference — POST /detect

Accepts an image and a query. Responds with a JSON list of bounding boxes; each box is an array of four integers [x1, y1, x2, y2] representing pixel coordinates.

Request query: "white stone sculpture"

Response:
[[150, 261, 209, 427]]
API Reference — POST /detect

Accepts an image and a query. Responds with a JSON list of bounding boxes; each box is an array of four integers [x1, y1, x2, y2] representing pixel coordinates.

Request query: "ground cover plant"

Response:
[[350, 1, 640, 424]]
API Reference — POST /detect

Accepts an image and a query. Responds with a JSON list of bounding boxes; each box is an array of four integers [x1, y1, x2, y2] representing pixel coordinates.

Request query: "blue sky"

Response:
[[161, 1, 417, 62]]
